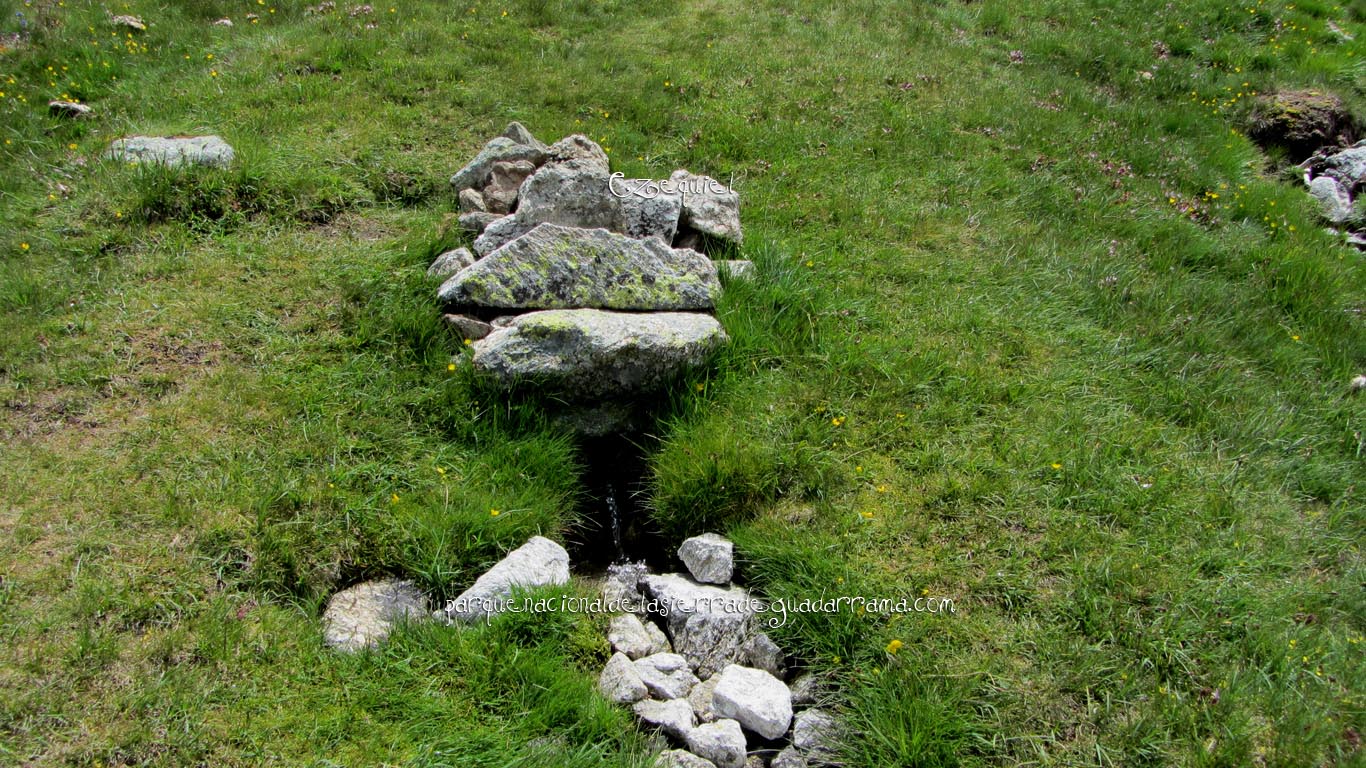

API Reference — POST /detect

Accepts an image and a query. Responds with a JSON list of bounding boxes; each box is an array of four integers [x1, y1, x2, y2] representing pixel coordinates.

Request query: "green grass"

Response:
[[1, 0, 1364, 765]]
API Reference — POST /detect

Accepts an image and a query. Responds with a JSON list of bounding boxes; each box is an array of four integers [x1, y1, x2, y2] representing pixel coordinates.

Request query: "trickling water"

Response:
[[569, 431, 669, 571]]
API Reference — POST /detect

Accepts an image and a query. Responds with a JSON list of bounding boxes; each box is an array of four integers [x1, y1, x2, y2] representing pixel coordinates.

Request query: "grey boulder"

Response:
[[1308, 175, 1355, 223], [771, 747, 808, 768], [322, 578, 426, 652], [450, 136, 546, 192], [441, 224, 720, 311], [442, 313, 493, 341], [501, 121, 547, 150], [642, 573, 756, 679], [427, 247, 476, 280], [483, 159, 537, 214], [1320, 144, 1366, 189], [439, 536, 570, 622], [671, 170, 742, 244], [792, 708, 840, 760], [678, 533, 734, 584], [741, 632, 784, 678], [634, 652, 701, 700], [459, 211, 504, 234], [468, 309, 727, 399], [107, 135, 235, 168], [599, 651, 648, 704], [712, 664, 793, 740], [609, 613, 656, 660], [685, 719, 747, 768], [656, 750, 718, 768]]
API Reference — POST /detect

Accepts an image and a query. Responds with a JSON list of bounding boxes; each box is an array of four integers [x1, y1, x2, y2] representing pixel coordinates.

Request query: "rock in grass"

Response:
[[670, 170, 742, 244], [599, 651, 648, 704], [792, 709, 840, 760], [634, 652, 701, 700], [322, 578, 426, 652], [633, 697, 697, 740], [441, 313, 493, 341], [449, 136, 546, 192], [1350, 374, 1366, 393], [717, 260, 754, 280], [49, 100, 92, 119], [439, 536, 570, 622], [642, 573, 755, 679], [685, 719, 747, 768], [459, 211, 504, 234], [1320, 144, 1366, 188], [609, 613, 656, 660], [712, 664, 793, 740], [442, 224, 720, 311], [111, 14, 147, 30], [1247, 90, 1359, 161], [771, 747, 808, 768], [1307, 176, 1354, 223], [469, 309, 727, 399], [106, 135, 235, 168], [678, 533, 734, 584], [427, 247, 475, 279], [656, 750, 719, 768]]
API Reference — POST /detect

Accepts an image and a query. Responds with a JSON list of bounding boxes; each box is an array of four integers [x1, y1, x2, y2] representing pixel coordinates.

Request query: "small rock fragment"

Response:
[[49, 101, 92, 119], [633, 698, 697, 740], [599, 651, 648, 704], [483, 159, 536, 214], [687, 674, 721, 723], [458, 187, 487, 213], [634, 653, 701, 700], [459, 211, 503, 234], [442, 313, 493, 341], [741, 632, 784, 678], [439, 536, 570, 622], [685, 719, 747, 768], [427, 247, 476, 279], [770, 747, 808, 768], [792, 709, 839, 760], [111, 14, 147, 30], [609, 613, 656, 660], [656, 750, 718, 768], [678, 533, 734, 585]]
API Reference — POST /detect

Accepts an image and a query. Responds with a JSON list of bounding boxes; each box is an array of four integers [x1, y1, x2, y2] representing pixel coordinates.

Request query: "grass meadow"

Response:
[[0, 0, 1363, 765]]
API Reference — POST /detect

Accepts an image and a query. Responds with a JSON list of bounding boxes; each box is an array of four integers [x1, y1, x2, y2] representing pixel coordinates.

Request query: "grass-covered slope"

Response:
[[1, 0, 1363, 765]]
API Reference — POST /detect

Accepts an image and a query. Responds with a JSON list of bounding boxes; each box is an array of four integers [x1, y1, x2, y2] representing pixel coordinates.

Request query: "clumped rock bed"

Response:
[[599, 534, 840, 768], [431, 122, 752, 433]]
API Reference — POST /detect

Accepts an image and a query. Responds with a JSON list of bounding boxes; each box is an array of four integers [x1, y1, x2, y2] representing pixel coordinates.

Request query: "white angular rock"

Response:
[[501, 121, 547, 150], [687, 674, 720, 723], [468, 309, 728, 400], [599, 651, 648, 704], [670, 170, 742, 244], [656, 750, 718, 768], [107, 135, 235, 168], [1308, 175, 1355, 223], [633, 697, 697, 740], [712, 664, 793, 740], [678, 533, 734, 584], [111, 14, 147, 30], [641, 573, 756, 678], [49, 100, 92, 119], [439, 536, 570, 622], [634, 652, 701, 700], [322, 578, 426, 652], [609, 613, 655, 660], [685, 719, 747, 768], [771, 747, 808, 768], [450, 136, 546, 192], [717, 260, 755, 280], [792, 709, 839, 760], [427, 247, 476, 280], [441, 224, 721, 311]]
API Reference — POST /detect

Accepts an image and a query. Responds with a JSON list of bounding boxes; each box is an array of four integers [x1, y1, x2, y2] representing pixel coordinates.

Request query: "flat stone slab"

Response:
[[322, 578, 426, 652], [440, 223, 719, 311], [470, 309, 727, 399], [107, 135, 235, 168]]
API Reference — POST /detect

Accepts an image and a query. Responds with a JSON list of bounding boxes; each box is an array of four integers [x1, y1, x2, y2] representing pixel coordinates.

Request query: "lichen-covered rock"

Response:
[[678, 533, 734, 584], [322, 578, 426, 652], [450, 136, 546, 192], [442, 224, 719, 311], [468, 309, 727, 399], [670, 170, 742, 244], [439, 536, 570, 622], [712, 664, 793, 740], [609, 613, 656, 660], [599, 651, 648, 704], [107, 135, 235, 168], [685, 719, 747, 768], [427, 247, 476, 280], [642, 573, 756, 679], [1248, 90, 1359, 160], [634, 652, 701, 700], [633, 698, 697, 740]]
